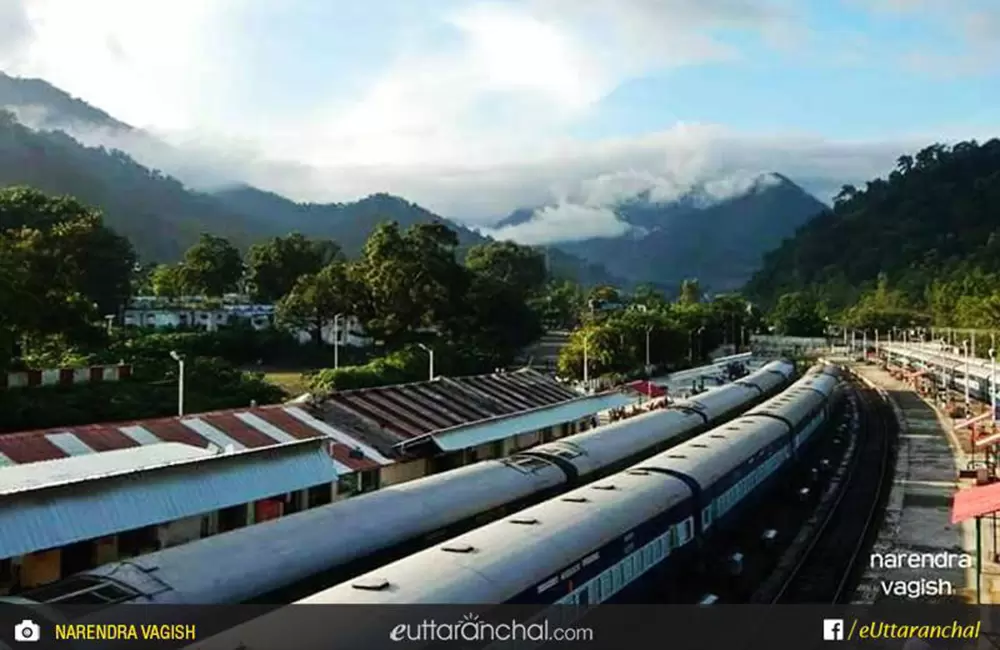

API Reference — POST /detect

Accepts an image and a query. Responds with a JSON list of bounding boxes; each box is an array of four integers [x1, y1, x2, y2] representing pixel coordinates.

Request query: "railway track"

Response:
[[768, 377, 895, 603]]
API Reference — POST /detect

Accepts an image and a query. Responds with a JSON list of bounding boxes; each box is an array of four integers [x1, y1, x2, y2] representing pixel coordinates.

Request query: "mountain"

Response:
[[744, 139, 1000, 310], [498, 173, 828, 294], [0, 71, 622, 285]]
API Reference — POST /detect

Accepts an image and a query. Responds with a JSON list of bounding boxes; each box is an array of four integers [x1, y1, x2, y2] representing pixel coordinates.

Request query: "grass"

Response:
[[254, 368, 317, 397]]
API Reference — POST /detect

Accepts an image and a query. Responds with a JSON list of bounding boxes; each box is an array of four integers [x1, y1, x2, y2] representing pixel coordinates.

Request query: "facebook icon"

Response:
[[823, 619, 844, 641]]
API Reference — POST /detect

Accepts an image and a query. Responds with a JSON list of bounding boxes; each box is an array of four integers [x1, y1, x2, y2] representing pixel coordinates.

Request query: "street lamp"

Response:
[[990, 341, 997, 424], [332, 313, 344, 370], [169, 350, 185, 416], [645, 326, 652, 370], [104, 314, 115, 336], [417, 343, 434, 381], [582, 332, 590, 384], [963, 339, 971, 408]]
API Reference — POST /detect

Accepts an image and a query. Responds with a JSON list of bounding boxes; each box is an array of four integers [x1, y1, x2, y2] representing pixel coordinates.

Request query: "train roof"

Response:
[[302, 467, 688, 604]]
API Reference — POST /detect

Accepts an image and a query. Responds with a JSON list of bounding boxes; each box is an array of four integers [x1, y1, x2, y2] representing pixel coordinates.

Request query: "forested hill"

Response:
[[744, 139, 1000, 312], [0, 109, 623, 286]]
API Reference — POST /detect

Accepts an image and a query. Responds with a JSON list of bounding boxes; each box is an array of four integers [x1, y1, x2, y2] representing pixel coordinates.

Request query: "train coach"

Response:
[[1, 360, 795, 609], [268, 364, 844, 608]]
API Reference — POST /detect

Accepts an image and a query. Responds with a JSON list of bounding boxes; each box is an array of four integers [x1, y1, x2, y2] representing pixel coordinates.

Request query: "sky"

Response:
[[0, 0, 998, 243]]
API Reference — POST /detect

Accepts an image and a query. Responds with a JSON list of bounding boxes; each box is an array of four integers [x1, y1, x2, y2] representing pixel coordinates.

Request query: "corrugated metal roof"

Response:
[[0, 442, 213, 495], [322, 368, 579, 441], [0, 405, 393, 474], [410, 391, 641, 453], [0, 438, 341, 560]]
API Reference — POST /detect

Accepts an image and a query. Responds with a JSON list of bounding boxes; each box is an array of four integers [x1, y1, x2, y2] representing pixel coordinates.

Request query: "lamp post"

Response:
[[417, 343, 434, 381], [169, 350, 185, 416], [104, 314, 115, 336], [333, 313, 344, 370], [645, 326, 652, 370], [991, 338, 997, 424], [991, 342, 998, 562], [582, 332, 590, 384], [964, 339, 971, 408]]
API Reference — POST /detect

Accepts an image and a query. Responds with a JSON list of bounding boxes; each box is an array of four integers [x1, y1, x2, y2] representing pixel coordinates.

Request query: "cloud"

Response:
[[0, 0, 996, 248], [0, 0, 34, 64], [487, 203, 632, 244]]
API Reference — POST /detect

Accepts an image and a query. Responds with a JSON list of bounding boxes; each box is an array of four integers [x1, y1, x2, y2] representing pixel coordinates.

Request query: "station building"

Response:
[[0, 368, 643, 594]]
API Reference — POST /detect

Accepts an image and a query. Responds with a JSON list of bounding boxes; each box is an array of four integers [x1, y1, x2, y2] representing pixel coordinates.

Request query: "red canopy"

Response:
[[627, 380, 666, 398], [951, 481, 1000, 523]]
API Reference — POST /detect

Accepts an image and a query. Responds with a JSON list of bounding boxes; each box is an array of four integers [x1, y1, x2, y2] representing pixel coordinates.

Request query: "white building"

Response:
[[122, 297, 369, 347]]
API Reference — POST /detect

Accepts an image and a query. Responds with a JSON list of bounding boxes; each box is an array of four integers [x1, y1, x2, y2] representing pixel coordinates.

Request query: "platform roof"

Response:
[[321, 368, 580, 443], [395, 391, 640, 455], [951, 481, 1000, 523], [0, 405, 393, 475], [0, 438, 339, 559]]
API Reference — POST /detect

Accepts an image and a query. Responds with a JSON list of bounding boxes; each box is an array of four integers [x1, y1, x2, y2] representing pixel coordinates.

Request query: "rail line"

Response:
[[768, 377, 895, 603]]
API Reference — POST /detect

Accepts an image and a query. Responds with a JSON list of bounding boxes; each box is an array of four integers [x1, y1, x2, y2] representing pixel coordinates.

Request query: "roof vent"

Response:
[[561, 496, 589, 503], [709, 435, 726, 439], [352, 577, 390, 591], [592, 484, 616, 490], [349, 447, 364, 459], [691, 444, 708, 448], [667, 454, 686, 459], [509, 517, 539, 525], [441, 543, 475, 553], [627, 469, 650, 476]]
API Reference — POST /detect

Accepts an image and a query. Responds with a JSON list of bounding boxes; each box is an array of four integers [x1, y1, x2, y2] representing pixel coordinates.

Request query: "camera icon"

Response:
[[13, 620, 40, 643]]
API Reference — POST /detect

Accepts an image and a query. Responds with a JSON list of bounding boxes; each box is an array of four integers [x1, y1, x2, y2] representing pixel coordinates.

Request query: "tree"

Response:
[[465, 241, 547, 299], [769, 292, 826, 337], [534, 280, 585, 329], [630, 283, 668, 311], [149, 264, 187, 299], [180, 233, 243, 297], [276, 261, 359, 345], [0, 188, 135, 356], [678, 279, 701, 305], [246, 233, 340, 303], [353, 222, 466, 345]]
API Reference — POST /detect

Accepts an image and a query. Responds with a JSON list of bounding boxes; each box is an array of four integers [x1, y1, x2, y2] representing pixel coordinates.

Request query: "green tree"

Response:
[[678, 278, 701, 305], [534, 280, 585, 329], [769, 292, 827, 336], [246, 233, 341, 303], [465, 241, 547, 299], [180, 233, 243, 297], [353, 222, 466, 346], [275, 261, 359, 345], [0, 188, 134, 360], [149, 264, 187, 298]]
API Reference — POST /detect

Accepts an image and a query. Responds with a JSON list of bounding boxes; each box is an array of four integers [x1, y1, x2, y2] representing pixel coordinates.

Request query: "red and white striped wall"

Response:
[[0, 364, 132, 390]]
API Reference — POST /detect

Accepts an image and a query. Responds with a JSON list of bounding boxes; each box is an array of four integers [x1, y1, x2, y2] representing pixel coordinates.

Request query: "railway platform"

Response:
[[849, 362, 997, 605]]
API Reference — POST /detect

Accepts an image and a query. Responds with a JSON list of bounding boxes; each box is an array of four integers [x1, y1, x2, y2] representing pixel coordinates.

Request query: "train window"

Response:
[[612, 565, 623, 591], [600, 573, 613, 599], [623, 558, 634, 583]]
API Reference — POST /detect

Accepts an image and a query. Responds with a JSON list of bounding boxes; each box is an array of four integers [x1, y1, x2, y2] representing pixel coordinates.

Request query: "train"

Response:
[[2, 359, 796, 608], [178, 364, 845, 650], [884, 345, 992, 402], [285, 363, 844, 606]]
